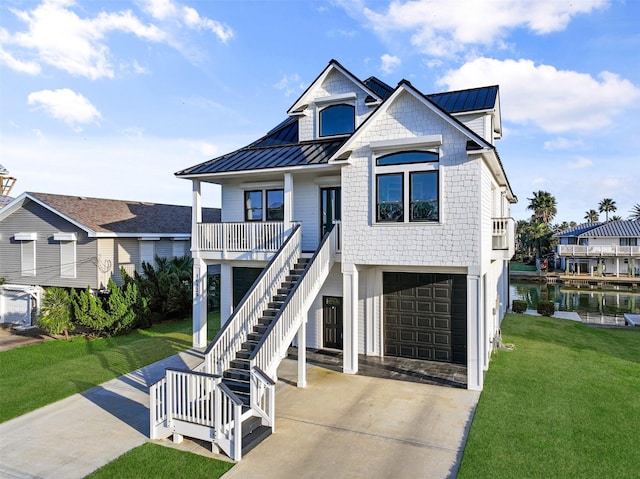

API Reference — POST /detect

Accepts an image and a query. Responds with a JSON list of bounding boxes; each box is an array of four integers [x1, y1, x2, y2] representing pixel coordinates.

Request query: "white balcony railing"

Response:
[[492, 217, 514, 251], [197, 222, 285, 253], [556, 245, 640, 257]]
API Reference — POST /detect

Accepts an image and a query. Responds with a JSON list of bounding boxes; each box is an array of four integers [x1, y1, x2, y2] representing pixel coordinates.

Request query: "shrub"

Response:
[[37, 287, 73, 339], [512, 300, 528, 314], [537, 300, 555, 317], [70, 287, 111, 335]]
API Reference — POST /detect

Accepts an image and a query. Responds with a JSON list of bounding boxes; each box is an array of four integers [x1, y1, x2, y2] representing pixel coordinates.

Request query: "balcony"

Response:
[[196, 222, 286, 260], [556, 245, 640, 257], [492, 217, 515, 259]]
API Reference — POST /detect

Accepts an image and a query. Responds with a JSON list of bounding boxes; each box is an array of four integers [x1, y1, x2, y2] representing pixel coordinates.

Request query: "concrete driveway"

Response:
[[223, 359, 479, 479]]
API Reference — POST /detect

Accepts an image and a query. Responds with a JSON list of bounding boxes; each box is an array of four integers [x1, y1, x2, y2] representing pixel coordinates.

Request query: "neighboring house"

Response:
[[150, 60, 516, 459], [0, 192, 220, 290], [554, 221, 640, 276]]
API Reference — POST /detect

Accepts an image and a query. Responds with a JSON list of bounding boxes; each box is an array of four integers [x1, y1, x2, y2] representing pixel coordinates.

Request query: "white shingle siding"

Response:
[[298, 70, 374, 142], [341, 91, 481, 268]]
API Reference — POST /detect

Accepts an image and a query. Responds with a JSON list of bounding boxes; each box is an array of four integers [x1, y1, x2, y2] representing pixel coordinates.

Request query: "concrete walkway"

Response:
[[0, 349, 205, 479], [0, 353, 479, 479]]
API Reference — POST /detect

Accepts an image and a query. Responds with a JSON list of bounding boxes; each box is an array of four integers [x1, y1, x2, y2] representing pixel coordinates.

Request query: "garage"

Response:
[[383, 272, 467, 364]]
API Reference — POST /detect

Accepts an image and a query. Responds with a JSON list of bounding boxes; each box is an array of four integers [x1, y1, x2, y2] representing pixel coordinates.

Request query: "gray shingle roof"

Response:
[[28, 192, 220, 235]]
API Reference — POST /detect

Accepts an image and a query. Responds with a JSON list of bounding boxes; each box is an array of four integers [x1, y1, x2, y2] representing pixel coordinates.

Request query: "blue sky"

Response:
[[1, 0, 639, 224]]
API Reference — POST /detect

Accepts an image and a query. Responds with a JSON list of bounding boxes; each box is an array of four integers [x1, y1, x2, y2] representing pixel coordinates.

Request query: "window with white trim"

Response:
[[244, 189, 284, 221], [375, 150, 440, 223], [54, 233, 77, 278], [15, 233, 37, 277], [319, 104, 355, 137], [620, 237, 638, 246], [140, 240, 155, 267]]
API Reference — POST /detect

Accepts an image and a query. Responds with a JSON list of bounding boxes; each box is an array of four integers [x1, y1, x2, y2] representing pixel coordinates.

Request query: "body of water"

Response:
[[510, 279, 640, 326]]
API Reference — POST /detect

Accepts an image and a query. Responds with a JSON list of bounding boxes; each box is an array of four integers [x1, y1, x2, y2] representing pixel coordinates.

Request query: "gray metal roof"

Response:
[[554, 222, 603, 238], [427, 86, 499, 114], [578, 221, 640, 237]]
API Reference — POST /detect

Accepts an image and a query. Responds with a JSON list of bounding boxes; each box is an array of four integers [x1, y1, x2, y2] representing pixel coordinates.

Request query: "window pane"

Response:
[[60, 241, 76, 278], [377, 150, 438, 166], [410, 172, 438, 221], [266, 190, 284, 221], [245, 190, 263, 221], [377, 174, 403, 222], [320, 104, 354, 137]]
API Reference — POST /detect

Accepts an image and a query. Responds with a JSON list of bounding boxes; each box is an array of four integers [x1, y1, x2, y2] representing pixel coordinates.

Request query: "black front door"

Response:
[[320, 187, 341, 238], [323, 296, 343, 350]]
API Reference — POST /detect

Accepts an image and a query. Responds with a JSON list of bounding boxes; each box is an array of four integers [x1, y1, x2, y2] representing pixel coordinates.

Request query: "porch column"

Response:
[[284, 173, 294, 231], [343, 263, 359, 374], [297, 319, 307, 388], [192, 179, 202, 248], [467, 274, 483, 391], [192, 257, 208, 348], [616, 258, 620, 277]]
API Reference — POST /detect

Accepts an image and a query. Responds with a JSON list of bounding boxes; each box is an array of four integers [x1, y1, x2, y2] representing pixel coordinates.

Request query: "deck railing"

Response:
[[197, 222, 285, 253], [214, 383, 244, 460], [557, 245, 640, 257], [492, 217, 514, 250], [250, 366, 276, 430], [249, 224, 337, 379], [202, 225, 302, 376]]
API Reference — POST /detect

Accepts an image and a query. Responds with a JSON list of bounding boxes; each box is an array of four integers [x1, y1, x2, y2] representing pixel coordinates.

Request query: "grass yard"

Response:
[[458, 313, 640, 479], [0, 313, 220, 423], [85, 442, 233, 479]]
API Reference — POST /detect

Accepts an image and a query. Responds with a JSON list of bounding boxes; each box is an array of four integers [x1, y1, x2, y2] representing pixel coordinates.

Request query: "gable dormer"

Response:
[[287, 60, 389, 142]]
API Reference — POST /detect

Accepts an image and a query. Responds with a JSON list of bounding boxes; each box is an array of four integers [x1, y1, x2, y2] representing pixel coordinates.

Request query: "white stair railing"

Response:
[[202, 224, 302, 376], [215, 383, 244, 461], [249, 224, 337, 380], [250, 366, 276, 430]]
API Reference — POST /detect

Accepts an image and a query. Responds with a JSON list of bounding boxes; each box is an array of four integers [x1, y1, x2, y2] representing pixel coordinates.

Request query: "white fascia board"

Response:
[[14, 232, 38, 241], [139, 237, 161, 241], [175, 163, 339, 181], [370, 135, 442, 152], [171, 236, 190, 241], [238, 181, 285, 189], [53, 232, 77, 241], [94, 233, 192, 238], [314, 92, 357, 105]]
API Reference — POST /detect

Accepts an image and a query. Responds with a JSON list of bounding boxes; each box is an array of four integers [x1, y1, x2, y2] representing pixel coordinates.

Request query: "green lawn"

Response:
[[458, 313, 640, 479], [86, 443, 233, 479], [0, 314, 220, 423]]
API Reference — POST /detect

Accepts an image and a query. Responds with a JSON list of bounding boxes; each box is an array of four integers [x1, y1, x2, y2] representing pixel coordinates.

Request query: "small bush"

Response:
[[512, 300, 528, 314], [537, 300, 555, 317], [37, 287, 73, 339]]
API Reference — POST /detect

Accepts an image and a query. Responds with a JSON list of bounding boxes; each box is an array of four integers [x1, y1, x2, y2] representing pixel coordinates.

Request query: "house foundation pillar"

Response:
[[467, 274, 483, 391], [192, 257, 208, 349], [297, 319, 307, 388], [343, 263, 359, 374]]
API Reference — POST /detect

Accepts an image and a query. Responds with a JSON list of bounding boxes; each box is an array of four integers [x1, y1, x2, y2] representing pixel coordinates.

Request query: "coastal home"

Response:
[[0, 192, 220, 291], [555, 221, 640, 277], [150, 60, 516, 459]]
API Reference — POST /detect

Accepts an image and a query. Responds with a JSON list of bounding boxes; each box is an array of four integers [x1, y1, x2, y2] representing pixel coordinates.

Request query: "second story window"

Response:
[[245, 189, 284, 221], [319, 104, 355, 137], [620, 237, 638, 246]]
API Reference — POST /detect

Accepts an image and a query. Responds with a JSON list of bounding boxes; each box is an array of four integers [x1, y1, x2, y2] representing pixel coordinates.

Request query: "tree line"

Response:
[[516, 191, 640, 261]]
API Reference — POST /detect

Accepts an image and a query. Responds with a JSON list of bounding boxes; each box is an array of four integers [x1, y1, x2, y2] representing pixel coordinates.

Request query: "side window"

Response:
[[319, 104, 355, 137], [21, 240, 36, 276], [244, 190, 263, 221], [410, 172, 438, 221], [60, 241, 76, 278], [376, 174, 404, 222]]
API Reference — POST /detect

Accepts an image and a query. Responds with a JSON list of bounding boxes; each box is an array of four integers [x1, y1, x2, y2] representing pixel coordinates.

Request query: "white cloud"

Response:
[[566, 156, 594, 169], [275, 73, 305, 97], [141, 0, 233, 42], [544, 137, 585, 151], [438, 58, 640, 133], [27, 88, 101, 129], [360, 0, 609, 57], [3, 0, 232, 79], [380, 54, 401, 74]]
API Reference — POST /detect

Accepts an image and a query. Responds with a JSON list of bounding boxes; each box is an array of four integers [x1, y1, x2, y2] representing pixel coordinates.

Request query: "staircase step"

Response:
[[242, 423, 272, 456], [253, 324, 269, 334], [268, 301, 284, 310], [223, 378, 250, 395], [241, 340, 259, 352], [277, 288, 291, 295], [262, 308, 278, 317], [285, 274, 300, 282], [224, 368, 250, 381], [290, 268, 305, 275], [257, 316, 273, 326], [236, 350, 251, 360], [281, 281, 297, 289], [273, 294, 288, 303], [248, 332, 264, 342], [230, 359, 250, 370]]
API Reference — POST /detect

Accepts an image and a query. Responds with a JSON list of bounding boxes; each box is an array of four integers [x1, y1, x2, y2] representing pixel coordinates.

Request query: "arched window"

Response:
[[319, 104, 355, 137], [376, 150, 438, 166]]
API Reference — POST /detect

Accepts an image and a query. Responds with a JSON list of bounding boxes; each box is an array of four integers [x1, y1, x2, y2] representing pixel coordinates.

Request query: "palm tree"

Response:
[[629, 204, 640, 221], [527, 190, 557, 224], [584, 209, 599, 222], [610, 215, 622, 221], [598, 198, 617, 222]]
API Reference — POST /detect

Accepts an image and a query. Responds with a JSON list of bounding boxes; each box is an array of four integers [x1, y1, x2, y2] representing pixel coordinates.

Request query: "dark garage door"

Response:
[[383, 272, 467, 364]]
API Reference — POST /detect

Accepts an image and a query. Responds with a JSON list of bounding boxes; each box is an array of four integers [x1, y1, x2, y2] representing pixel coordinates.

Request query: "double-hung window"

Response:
[[54, 233, 77, 278], [620, 238, 638, 246], [374, 149, 440, 223], [15, 233, 37, 277], [244, 189, 284, 221]]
